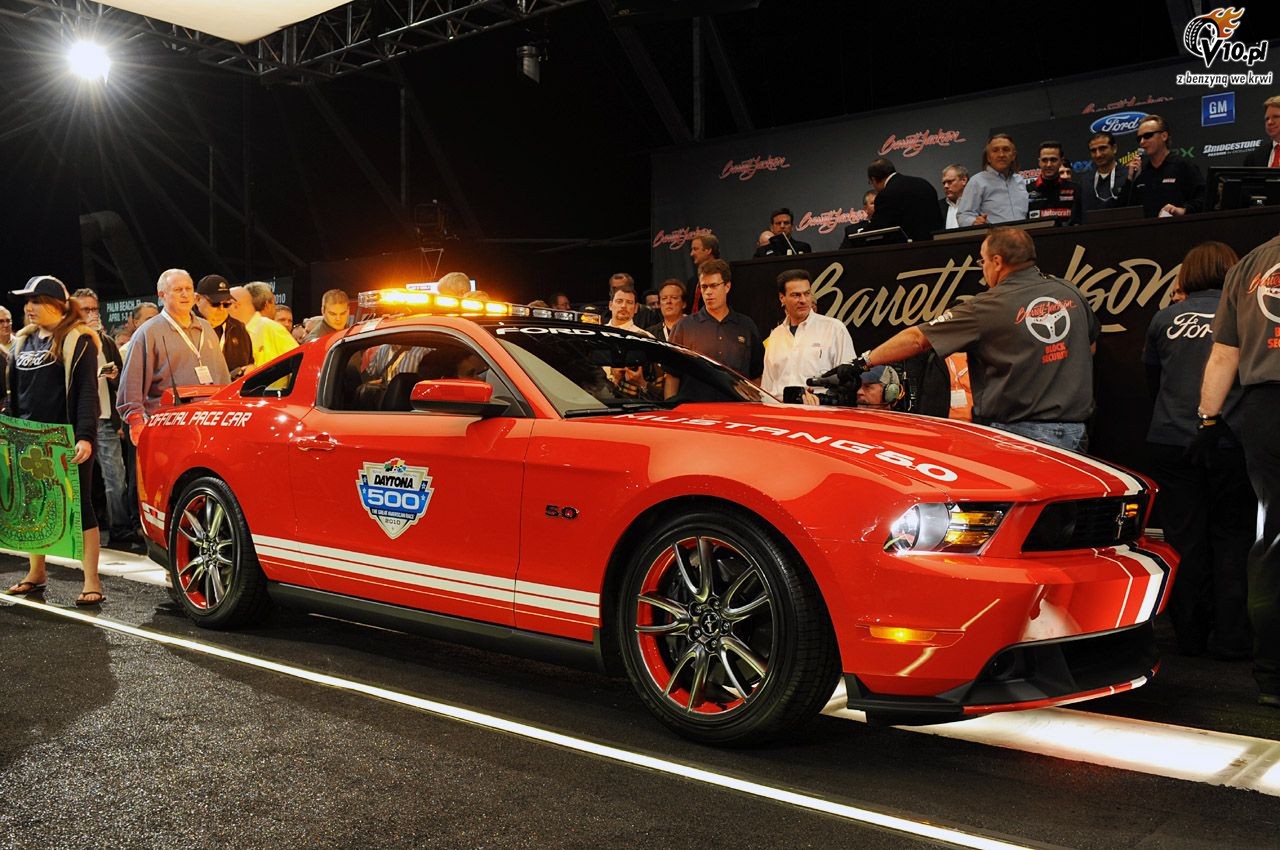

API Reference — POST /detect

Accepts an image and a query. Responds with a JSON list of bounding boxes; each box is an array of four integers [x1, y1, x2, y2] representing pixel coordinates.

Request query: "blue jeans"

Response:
[[96, 418, 129, 535], [991, 420, 1088, 453]]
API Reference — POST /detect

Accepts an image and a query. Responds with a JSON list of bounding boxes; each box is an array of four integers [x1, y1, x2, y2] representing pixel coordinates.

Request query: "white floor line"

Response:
[[0, 594, 1038, 850], [6, 546, 1279, 797], [822, 685, 1280, 796]]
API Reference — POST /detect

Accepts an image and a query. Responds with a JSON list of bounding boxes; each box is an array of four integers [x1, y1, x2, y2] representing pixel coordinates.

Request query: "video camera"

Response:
[[782, 358, 909, 409]]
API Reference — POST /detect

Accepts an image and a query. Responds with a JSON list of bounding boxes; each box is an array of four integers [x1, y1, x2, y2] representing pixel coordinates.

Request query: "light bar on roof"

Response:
[[356, 288, 602, 325]]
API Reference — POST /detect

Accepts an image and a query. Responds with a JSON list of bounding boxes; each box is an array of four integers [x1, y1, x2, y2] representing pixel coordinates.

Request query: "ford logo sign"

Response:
[[1089, 111, 1149, 135]]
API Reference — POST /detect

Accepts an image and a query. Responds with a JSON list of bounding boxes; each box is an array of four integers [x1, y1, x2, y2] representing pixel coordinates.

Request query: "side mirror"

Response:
[[410, 379, 510, 417]]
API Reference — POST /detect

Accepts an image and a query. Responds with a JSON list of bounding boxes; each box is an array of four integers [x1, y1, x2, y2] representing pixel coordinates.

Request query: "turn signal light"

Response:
[[869, 626, 938, 644]]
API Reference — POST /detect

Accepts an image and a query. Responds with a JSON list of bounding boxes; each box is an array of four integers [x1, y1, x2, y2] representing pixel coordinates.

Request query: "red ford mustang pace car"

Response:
[[135, 290, 1177, 744]]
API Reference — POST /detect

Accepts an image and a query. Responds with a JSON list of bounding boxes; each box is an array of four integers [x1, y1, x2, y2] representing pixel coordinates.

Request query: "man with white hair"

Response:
[[0, 305, 13, 356], [117, 268, 230, 444]]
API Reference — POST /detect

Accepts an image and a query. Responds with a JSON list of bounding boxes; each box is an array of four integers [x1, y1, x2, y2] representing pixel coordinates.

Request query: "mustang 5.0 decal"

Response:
[[357, 457, 434, 539]]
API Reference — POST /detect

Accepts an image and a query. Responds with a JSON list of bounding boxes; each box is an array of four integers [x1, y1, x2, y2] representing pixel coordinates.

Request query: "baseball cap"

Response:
[[11, 275, 69, 301], [861, 365, 890, 384], [197, 274, 233, 302]]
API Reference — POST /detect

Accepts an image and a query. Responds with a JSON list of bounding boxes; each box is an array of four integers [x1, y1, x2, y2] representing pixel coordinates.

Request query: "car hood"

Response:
[[607, 403, 1146, 501]]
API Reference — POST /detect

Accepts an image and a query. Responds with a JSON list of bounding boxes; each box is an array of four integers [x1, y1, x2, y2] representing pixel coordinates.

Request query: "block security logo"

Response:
[[1202, 91, 1235, 126], [1177, 8, 1271, 87]]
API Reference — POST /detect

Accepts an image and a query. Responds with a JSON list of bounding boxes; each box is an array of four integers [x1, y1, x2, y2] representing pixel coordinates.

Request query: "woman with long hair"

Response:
[[4, 275, 105, 606]]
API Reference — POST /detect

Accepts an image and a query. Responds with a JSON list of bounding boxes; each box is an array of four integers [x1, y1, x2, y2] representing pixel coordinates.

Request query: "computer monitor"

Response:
[[1205, 166, 1280, 211], [841, 226, 908, 248]]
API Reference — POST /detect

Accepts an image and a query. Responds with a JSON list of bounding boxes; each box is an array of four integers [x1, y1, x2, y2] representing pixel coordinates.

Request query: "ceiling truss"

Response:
[[1, 0, 586, 81]]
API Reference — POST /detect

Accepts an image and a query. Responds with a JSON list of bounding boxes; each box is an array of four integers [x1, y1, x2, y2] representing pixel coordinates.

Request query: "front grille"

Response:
[[1023, 495, 1148, 551]]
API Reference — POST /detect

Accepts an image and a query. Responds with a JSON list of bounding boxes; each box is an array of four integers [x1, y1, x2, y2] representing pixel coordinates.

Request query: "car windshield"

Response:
[[489, 322, 773, 417]]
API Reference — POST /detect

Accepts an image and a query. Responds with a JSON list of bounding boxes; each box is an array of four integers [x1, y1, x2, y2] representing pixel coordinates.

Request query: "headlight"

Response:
[[884, 502, 1010, 553]]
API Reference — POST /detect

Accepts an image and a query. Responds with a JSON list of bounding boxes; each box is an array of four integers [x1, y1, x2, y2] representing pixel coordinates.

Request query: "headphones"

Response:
[[880, 365, 903, 406], [863, 365, 903, 407]]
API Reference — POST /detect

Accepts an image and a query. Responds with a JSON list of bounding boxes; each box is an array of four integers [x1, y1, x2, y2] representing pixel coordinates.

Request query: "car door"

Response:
[[282, 327, 531, 627]]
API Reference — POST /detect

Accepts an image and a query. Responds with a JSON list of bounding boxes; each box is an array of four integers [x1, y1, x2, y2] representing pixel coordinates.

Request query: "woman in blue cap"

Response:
[[4, 275, 106, 606]]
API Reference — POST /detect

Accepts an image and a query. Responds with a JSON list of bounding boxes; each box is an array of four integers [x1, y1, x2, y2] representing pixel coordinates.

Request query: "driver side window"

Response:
[[326, 331, 504, 412]]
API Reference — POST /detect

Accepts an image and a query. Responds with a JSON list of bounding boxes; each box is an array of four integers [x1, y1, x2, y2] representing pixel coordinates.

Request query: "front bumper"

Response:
[[823, 536, 1176, 711], [844, 620, 1158, 725]]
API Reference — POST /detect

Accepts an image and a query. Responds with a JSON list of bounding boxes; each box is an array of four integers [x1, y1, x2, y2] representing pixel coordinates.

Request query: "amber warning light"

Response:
[[357, 287, 601, 325]]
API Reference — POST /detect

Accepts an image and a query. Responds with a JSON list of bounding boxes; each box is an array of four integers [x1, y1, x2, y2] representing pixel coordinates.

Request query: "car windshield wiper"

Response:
[[562, 402, 672, 418]]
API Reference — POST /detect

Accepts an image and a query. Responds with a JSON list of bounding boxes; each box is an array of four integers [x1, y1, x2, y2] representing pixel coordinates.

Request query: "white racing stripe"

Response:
[[253, 534, 600, 621], [0, 594, 1035, 850], [1115, 546, 1168, 624], [926, 418, 1143, 495]]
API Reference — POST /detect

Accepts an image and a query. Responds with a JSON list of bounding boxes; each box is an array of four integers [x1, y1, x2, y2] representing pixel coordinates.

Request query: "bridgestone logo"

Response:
[[1203, 140, 1262, 156]]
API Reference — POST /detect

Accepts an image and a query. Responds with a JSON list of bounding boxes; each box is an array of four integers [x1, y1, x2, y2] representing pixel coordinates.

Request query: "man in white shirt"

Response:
[[606, 286, 652, 337], [940, 164, 969, 229], [761, 269, 856, 402]]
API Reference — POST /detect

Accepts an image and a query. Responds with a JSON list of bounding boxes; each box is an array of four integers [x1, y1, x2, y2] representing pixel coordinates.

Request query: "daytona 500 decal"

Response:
[[358, 458, 434, 539]]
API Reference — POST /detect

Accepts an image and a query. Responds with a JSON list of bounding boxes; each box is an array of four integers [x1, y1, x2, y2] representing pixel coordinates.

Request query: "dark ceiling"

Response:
[[0, 0, 1217, 304]]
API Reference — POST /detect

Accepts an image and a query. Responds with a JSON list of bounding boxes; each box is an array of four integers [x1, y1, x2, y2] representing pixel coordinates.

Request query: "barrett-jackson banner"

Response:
[[653, 33, 1277, 284], [729, 207, 1280, 470]]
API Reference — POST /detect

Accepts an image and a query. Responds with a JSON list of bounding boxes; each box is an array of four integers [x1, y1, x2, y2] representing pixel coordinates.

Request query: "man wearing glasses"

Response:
[[1124, 115, 1204, 218], [0, 305, 13, 356], [196, 275, 254, 377], [669, 259, 764, 383], [1080, 132, 1129, 213]]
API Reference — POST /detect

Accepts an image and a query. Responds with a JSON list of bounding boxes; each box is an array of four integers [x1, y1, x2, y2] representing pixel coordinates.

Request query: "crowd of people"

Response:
[[743, 95, 1280, 257], [3, 95, 1279, 709], [0, 269, 354, 605]]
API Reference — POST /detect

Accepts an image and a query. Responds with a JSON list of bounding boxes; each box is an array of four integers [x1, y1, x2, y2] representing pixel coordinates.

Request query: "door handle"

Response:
[[292, 433, 336, 452]]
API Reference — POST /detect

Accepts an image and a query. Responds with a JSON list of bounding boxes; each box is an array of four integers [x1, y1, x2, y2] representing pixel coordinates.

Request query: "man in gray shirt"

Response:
[[117, 268, 231, 444], [849, 227, 1098, 451], [956, 134, 1029, 227]]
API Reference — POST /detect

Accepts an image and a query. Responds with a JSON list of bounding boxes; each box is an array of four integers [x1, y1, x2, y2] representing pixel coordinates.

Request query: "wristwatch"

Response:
[[1196, 407, 1219, 424]]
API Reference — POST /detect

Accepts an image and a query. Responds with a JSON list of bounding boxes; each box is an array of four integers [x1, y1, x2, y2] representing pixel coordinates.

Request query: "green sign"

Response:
[[0, 414, 83, 560]]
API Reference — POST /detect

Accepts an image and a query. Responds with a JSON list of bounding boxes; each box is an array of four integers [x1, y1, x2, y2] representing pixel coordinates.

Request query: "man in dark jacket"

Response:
[[1025, 141, 1083, 225], [196, 274, 254, 377], [863, 158, 943, 241], [1241, 95, 1280, 167]]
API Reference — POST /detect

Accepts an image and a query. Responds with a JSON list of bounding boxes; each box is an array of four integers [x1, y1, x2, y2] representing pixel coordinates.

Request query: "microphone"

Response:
[[805, 374, 841, 389], [781, 231, 800, 255]]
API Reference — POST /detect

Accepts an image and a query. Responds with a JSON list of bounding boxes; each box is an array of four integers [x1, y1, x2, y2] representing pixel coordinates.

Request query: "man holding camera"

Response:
[[761, 269, 855, 403], [837, 227, 1097, 451]]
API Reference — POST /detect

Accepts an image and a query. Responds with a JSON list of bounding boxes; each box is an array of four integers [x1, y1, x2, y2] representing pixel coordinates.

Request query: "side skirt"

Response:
[[266, 583, 607, 674]]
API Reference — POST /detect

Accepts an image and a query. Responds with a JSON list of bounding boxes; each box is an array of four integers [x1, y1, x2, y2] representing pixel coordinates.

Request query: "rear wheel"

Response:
[[167, 477, 271, 629], [617, 509, 839, 744]]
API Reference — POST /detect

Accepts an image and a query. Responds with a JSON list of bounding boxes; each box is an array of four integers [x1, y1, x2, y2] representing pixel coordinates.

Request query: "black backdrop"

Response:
[[729, 207, 1280, 471]]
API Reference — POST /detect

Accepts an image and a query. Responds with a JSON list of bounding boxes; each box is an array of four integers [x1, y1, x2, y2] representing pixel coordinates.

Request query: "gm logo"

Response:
[[1089, 111, 1149, 135], [1202, 91, 1236, 127]]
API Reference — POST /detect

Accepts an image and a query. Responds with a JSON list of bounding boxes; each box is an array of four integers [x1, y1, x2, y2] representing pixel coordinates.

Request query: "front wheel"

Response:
[[617, 509, 839, 745], [167, 476, 271, 629]]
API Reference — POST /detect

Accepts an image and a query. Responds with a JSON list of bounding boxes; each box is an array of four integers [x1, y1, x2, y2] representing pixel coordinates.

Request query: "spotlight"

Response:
[[517, 43, 545, 84], [68, 41, 110, 81]]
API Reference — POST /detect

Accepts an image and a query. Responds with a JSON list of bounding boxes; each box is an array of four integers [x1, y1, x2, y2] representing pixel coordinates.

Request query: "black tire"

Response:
[[616, 508, 839, 745], [167, 476, 271, 629]]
